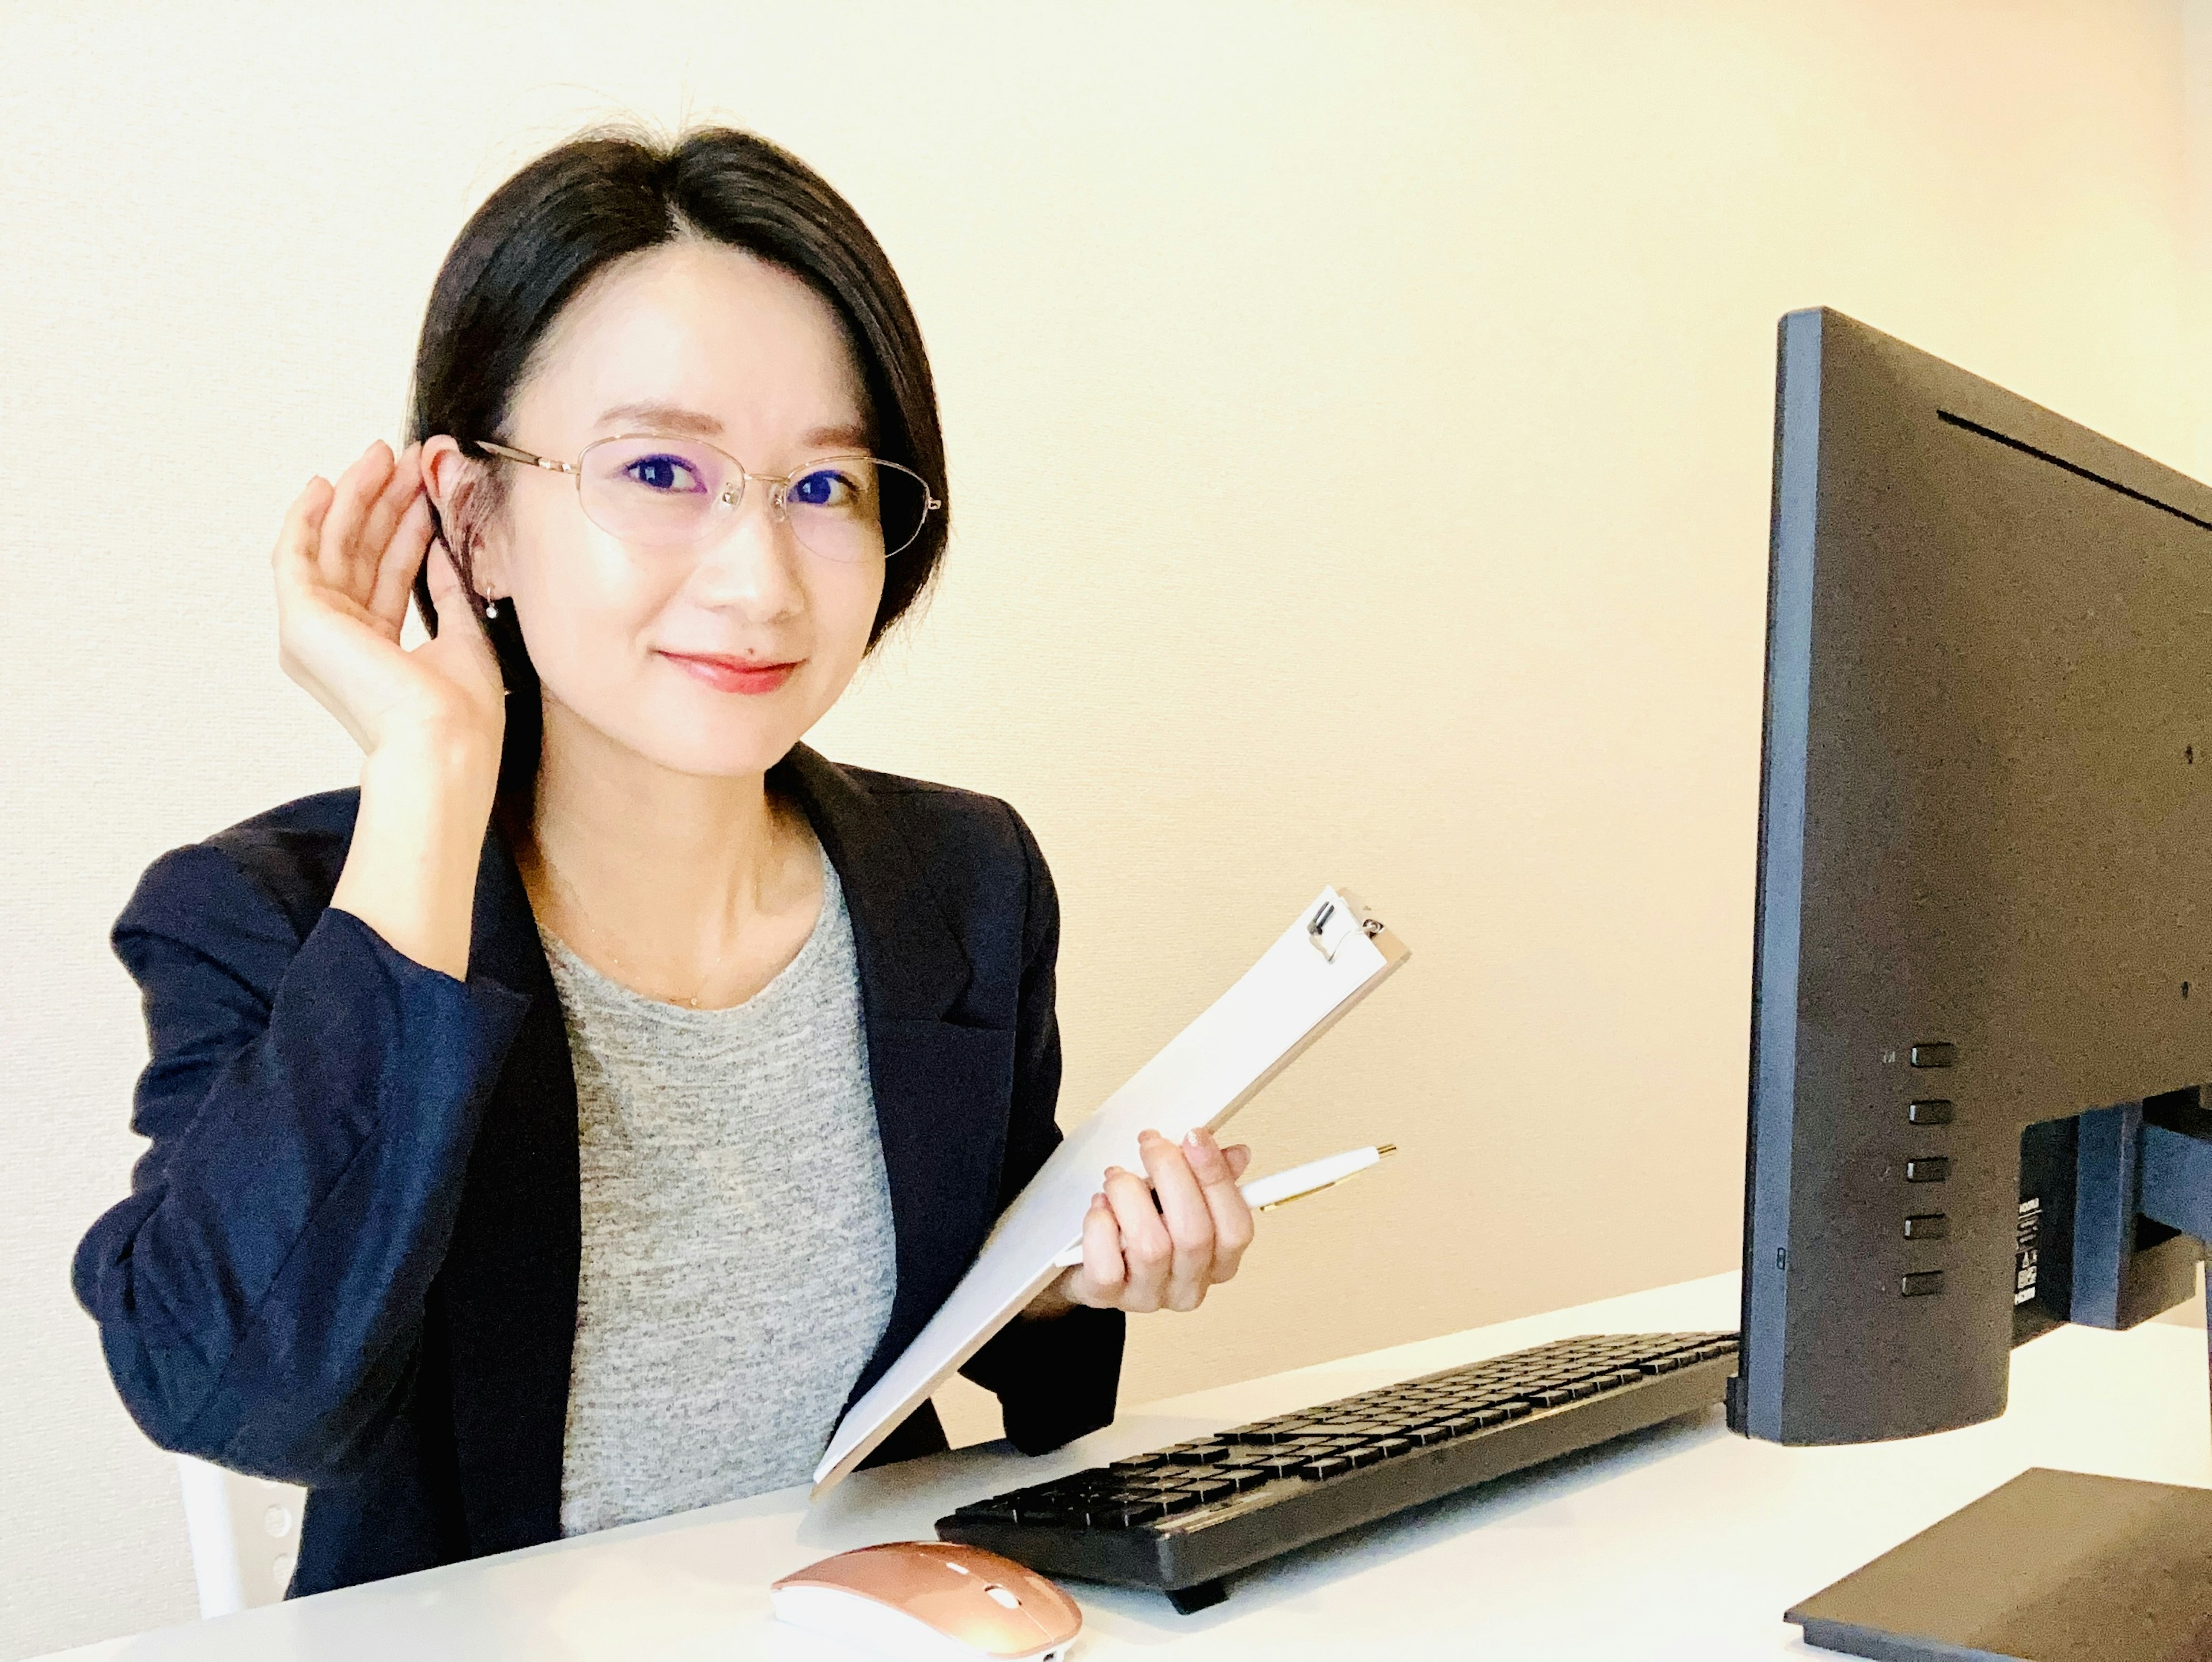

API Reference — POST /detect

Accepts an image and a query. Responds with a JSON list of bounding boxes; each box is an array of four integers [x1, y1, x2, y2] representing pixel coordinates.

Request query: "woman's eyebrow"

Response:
[[593, 402, 870, 449], [595, 401, 724, 435]]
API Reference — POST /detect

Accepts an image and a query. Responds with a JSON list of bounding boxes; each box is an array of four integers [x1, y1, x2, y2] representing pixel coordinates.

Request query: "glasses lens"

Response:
[[782, 456, 933, 562], [577, 436, 736, 546]]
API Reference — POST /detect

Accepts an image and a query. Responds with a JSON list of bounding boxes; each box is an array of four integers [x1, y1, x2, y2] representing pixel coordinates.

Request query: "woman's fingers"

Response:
[[358, 441, 422, 570], [367, 489, 435, 629], [316, 441, 395, 590], [1102, 1162, 1171, 1313], [271, 476, 336, 592], [1183, 1128, 1255, 1285], [1050, 1134, 1263, 1319], [1077, 1191, 1126, 1306], [1138, 1129, 1218, 1312]]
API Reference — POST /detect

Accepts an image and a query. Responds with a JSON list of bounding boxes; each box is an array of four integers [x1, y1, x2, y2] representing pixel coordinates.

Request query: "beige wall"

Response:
[[1, 3, 2201, 1656]]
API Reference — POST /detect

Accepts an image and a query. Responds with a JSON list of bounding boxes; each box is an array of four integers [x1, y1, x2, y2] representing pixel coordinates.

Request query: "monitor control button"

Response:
[[1908, 1100, 1955, 1126], [1909, 1043, 1958, 1068], [1904, 1213, 1949, 1240], [1905, 1158, 1952, 1183], [1902, 1271, 1946, 1297]]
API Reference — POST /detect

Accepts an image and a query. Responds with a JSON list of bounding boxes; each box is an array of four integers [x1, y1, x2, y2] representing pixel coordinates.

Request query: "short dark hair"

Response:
[[406, 123, 949, 809]]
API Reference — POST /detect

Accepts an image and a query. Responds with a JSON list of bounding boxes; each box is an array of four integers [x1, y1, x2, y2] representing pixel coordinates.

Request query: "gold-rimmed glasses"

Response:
[[475, 434, 941, 563]]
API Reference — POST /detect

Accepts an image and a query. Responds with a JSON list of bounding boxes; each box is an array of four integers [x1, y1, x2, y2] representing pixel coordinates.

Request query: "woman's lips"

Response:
[[658, 651, 800, 695]]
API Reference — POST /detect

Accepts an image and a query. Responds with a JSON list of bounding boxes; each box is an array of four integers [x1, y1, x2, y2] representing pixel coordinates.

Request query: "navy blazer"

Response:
[[73, 743, 1124, 1597]]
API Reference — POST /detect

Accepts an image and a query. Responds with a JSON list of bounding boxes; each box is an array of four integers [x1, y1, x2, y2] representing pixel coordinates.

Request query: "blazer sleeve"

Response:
[[956, 804, 1127, 1455], [71, 840, 531, 1484]]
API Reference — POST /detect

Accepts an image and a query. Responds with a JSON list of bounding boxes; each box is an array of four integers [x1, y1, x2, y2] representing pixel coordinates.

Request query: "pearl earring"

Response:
[[484, 599, 499, 620]]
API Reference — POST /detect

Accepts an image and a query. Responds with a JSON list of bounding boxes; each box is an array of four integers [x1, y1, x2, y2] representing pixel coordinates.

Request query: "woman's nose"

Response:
[[687, 491, 806, 617]]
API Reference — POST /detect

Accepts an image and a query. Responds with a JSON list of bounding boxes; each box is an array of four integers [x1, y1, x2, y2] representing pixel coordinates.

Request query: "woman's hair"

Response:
[[406, 123, 949, 811]]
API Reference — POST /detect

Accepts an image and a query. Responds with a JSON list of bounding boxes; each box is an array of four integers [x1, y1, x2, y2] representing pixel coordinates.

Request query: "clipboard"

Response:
[[811, 884, 1410, 1495]]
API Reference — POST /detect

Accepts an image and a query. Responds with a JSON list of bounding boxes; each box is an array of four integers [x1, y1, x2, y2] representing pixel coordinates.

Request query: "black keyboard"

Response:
[[937, 1330, 1738, 1612]]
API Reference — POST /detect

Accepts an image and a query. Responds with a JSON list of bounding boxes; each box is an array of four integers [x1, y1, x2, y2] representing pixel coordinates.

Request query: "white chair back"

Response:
[[175, 1455, 307, 1616]]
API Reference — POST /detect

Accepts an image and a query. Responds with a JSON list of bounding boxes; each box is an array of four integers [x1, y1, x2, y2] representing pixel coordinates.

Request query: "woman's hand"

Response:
[[1028, 1127, 1256, 1319], [273, 439, 505, 760]]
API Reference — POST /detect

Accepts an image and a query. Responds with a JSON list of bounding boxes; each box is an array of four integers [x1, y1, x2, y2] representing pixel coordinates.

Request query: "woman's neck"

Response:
[[510, 699, 823, 1004]]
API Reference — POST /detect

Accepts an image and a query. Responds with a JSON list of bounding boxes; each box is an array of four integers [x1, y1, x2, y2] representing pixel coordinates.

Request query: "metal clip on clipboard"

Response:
[[1306, 888, 1388, 961]]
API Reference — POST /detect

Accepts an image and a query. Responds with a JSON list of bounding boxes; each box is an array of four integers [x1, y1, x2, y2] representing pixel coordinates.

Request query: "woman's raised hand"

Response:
[[1035, 1127, 1257, 1318], [273, 440, 505, 760]]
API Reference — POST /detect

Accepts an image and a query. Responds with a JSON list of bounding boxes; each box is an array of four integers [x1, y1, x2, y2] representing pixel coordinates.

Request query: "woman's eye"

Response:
[[790, 467, 864, 510], [624, 453, 707, 494]]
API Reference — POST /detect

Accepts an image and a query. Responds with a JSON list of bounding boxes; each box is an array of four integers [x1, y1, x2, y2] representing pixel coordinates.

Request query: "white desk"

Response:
[[42, 1273, 2212, 1661]]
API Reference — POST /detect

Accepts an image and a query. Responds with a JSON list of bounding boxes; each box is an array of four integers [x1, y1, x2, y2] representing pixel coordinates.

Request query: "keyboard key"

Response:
[[1297, 1456, 1354, 1480], [1166, 1445, 1232, 1466]]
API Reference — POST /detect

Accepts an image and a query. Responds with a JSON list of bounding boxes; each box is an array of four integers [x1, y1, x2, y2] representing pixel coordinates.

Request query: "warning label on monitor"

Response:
[[2015, 1197, 2041, 1306]]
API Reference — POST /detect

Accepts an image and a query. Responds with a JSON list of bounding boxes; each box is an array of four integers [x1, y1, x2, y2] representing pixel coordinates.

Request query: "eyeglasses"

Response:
[[475, 434, 941, 563]]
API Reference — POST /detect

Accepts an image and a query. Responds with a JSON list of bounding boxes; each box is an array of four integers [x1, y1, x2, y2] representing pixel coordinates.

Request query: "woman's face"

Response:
[[449, 240, 888, 782]]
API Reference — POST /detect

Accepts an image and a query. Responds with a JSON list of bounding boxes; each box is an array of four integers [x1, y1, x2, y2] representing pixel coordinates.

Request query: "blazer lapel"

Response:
[[776, 747, 1018, 1406], [435, 812, 581, 1555]]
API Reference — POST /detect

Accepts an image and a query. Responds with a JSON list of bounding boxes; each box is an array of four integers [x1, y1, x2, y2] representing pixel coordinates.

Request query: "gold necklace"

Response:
[[530, 847, 741, 1010]]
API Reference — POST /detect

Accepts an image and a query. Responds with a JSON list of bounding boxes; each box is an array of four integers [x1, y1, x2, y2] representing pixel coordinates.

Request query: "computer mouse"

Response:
[[770, 1540, 1084, 1661]]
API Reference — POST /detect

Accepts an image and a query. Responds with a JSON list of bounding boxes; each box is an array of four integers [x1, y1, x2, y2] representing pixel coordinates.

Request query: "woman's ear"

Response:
[[419, 436, 506, 600]]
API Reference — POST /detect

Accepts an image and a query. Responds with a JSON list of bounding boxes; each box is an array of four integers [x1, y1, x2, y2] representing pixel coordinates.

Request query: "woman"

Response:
[[73, 126, 1255, 1598]]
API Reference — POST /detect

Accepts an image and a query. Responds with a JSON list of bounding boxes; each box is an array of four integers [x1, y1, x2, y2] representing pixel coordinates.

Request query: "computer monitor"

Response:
[[1729, 308, 2212, 1657]]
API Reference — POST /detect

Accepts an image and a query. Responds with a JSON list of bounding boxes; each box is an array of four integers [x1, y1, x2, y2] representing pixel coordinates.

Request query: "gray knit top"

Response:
[[535, 846, 897, 1536]]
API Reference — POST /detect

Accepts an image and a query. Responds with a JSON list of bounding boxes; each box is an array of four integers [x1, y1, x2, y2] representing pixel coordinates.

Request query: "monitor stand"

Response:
[[1789, 1113, 2212, 1662], [1786, 1467, 2212, 1662]]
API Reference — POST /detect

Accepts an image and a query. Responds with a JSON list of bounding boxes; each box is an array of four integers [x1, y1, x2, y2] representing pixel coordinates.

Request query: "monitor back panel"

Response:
[[1738, 308, 2212, 1444]]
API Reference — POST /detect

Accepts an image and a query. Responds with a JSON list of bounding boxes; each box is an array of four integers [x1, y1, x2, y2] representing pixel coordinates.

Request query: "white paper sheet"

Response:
[[811, 885, 1409, 1494]]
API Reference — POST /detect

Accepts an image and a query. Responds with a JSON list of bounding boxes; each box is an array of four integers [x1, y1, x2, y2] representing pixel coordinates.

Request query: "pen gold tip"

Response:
[[1376, 1143, 1397, 1157]]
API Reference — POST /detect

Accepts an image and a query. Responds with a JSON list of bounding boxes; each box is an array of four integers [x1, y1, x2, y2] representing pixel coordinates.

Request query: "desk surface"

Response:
[[44, 1273, 2212, 1661]]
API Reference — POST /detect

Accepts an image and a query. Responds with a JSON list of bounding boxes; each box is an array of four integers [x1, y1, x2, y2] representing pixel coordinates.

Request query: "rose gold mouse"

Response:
[[770, 1541, 1084, 1661]]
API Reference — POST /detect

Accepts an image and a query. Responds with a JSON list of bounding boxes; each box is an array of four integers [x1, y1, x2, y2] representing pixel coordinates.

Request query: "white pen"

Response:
[[1050, 1144, 1398, 1269]]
